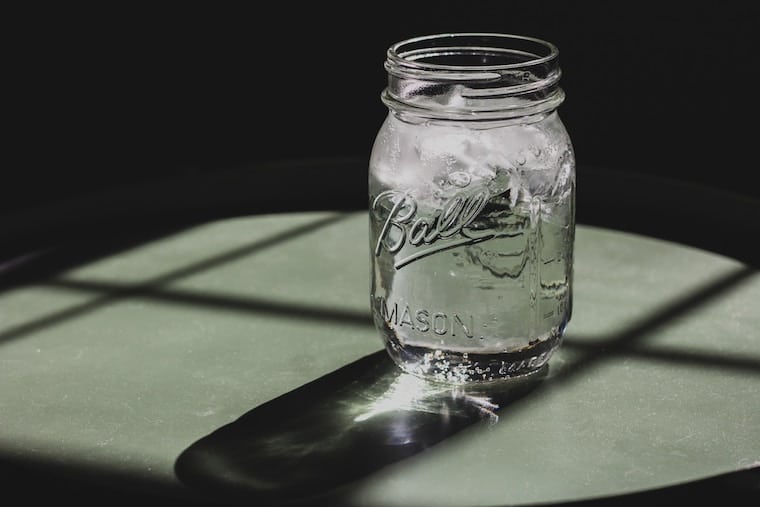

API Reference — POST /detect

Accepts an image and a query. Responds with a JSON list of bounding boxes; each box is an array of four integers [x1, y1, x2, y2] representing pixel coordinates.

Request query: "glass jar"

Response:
[[368, 33, 575, 384]]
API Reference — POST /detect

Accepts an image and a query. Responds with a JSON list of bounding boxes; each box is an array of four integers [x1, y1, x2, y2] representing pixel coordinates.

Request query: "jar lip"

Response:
[[387, 32, 559, 74]]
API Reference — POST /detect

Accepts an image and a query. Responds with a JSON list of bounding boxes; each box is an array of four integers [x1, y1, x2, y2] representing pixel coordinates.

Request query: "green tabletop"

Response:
[[1, 211, 758, 506]]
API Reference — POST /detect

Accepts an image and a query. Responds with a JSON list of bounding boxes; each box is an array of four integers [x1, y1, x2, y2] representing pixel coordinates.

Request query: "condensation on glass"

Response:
[[368, 33, 576, 384]]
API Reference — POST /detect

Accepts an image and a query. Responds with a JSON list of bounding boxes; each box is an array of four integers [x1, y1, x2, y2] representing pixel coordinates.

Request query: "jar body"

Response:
[[369, 111, 575, 383]]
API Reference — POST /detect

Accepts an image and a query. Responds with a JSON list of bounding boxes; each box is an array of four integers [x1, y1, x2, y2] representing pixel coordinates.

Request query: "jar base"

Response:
[[383, 332, 562, 385]]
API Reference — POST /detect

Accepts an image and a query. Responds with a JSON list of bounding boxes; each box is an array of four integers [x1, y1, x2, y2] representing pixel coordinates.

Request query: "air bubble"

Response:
[[448, 171, 471, 188]]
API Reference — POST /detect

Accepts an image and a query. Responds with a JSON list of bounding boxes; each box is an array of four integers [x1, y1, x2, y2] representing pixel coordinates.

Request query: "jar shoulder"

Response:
[[370, 111, 574, 173]]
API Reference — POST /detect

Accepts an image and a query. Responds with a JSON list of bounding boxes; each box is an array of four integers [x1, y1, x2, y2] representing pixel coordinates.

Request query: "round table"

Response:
[[1, 204, 758, 506]]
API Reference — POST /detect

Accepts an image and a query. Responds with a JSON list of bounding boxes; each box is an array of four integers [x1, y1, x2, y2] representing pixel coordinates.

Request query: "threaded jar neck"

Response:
[[383, 33, 565, 122]]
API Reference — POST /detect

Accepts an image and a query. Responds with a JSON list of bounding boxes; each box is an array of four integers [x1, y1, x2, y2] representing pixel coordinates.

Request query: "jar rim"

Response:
[[383, 32, 564, 122], [386, 32, 559, 75]]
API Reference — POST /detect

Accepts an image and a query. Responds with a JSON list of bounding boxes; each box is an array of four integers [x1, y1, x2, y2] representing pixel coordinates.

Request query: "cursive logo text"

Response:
[[373, 189, 497, 269]]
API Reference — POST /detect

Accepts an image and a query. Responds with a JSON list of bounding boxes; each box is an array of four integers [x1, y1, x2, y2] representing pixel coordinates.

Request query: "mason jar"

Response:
[[368, 33, 576, 384]]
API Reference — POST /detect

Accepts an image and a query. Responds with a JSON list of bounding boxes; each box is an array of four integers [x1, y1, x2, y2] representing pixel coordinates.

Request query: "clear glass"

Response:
[[369, 33, 576, 384]]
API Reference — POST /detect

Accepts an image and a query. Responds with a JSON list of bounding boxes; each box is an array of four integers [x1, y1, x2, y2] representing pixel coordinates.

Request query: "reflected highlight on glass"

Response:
[[175, 350, 547, 503]]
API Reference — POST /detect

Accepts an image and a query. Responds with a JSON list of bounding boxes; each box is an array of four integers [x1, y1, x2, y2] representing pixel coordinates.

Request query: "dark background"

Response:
[[4, 2, 758, 262], [2, 4, 759, 504]]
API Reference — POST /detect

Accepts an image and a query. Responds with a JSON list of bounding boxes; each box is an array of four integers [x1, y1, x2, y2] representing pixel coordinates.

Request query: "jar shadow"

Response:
[[174, 349, 548, 505]]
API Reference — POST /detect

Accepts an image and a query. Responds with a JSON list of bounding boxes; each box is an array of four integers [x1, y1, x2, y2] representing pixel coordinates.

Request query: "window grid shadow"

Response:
[[0, 213, 350, 345], [22, 264, 760, 376], [1, 218, 758, 503]]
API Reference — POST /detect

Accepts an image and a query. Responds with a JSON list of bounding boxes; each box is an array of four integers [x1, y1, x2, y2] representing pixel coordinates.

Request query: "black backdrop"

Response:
[[2, 4, 760, 502], [4, 3, 758, 247]]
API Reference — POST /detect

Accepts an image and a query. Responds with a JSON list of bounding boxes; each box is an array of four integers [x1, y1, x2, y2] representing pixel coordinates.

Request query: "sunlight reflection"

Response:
[[353, 371, 509, 425], [353, 373, 447, 422], [174, 352, 547, 501]]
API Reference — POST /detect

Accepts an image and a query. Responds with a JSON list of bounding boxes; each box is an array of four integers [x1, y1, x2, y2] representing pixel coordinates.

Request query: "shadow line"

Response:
[[141, 213, 350, 288], [46, 279, 373, 328], [562, 339, 760, 375], [0, 213, 350, 345], [556, 265, 758, 382]]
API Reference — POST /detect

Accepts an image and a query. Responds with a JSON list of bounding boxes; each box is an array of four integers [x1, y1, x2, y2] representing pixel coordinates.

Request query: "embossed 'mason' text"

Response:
[[376, 296, 475, 338]]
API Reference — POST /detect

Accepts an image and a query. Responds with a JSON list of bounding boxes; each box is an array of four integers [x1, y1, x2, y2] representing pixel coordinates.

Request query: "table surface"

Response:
[[1, 210, 758, 506]]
